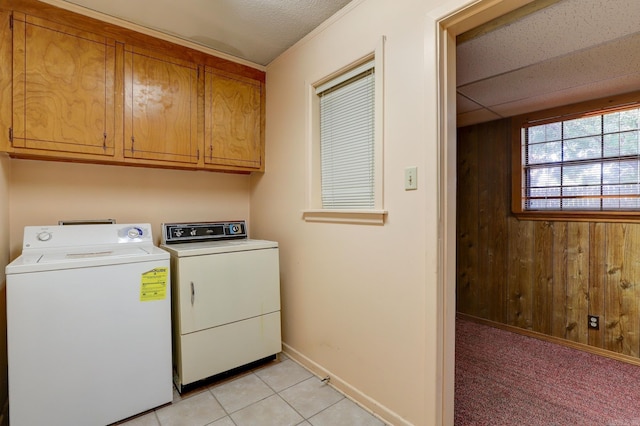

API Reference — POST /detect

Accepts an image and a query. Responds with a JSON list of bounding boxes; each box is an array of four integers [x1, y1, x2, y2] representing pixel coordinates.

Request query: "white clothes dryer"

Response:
[[161, 220, 282, 393]]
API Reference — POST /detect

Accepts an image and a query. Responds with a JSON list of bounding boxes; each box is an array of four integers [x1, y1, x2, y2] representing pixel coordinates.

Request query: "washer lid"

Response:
[[6, 245, 169, 274]]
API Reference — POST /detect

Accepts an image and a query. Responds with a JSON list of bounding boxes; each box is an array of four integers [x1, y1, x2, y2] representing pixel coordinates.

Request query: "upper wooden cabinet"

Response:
[[10, 12, 116, 157], [124, 46, 199, 165], [204, 68, 264, 171], [1, 0, 266, 173]]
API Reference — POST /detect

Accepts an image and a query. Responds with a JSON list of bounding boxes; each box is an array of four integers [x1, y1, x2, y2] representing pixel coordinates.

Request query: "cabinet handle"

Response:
[[190, 281, 195, 305]]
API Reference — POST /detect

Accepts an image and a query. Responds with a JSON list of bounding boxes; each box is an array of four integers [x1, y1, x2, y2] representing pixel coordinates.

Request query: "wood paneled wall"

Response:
[[457, 118, 640, 358]]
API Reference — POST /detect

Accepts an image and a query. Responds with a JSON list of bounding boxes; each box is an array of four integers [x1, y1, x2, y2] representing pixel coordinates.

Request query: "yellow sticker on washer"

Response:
[[140, 267, 168, 301]]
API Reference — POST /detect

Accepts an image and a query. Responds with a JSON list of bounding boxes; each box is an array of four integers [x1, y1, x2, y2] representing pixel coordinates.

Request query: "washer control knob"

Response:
[[37, 231, 52, 242], [127, 227, 143, 239]]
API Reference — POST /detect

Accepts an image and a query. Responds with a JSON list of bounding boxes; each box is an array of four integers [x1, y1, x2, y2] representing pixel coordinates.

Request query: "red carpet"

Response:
[[455, 318, 640, 425]]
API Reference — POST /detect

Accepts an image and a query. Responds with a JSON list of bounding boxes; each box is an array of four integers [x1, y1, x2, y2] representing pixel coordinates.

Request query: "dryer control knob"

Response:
[[37, 231, 52, 242]]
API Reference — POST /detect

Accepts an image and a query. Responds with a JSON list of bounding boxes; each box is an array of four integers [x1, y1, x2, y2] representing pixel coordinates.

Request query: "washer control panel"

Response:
[[162, 221, 247, 244], [22, 224, 153, 250]]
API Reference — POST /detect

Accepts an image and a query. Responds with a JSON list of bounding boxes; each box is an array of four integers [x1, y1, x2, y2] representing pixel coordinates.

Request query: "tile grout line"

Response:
[[303, 394, 347, 423], [206, 385, 234, 424], [127, 355, 383, 426], [253, 369, 310, 422], [254, 360, 356, 424], [207, 372, 273, 420]]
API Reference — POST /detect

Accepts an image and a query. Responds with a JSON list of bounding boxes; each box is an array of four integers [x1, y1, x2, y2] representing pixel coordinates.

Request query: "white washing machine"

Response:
[[161, 221, 281, 392], [6, 223, 172, 426]]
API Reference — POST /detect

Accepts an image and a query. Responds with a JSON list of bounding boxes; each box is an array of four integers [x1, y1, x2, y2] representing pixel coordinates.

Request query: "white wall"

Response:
[[249, 0, 467, 424], [8, 159, 252, 259]]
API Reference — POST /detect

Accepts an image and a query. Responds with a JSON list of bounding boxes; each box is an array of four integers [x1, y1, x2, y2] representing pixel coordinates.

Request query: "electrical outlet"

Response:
[[588, 315, 599, 330]]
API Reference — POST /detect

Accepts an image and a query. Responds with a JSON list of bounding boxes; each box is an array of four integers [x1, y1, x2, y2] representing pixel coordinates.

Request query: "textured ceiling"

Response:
[[58, 0, 353, 66], [457, 0, 640, 127]]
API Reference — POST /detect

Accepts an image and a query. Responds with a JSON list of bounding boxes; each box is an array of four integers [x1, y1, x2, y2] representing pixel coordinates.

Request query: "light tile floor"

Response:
[[117, 354, 387, 426]]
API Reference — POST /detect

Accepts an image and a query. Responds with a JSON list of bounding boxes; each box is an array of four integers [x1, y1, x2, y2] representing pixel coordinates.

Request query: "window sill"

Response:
[[514, 210, 640, 223], [302, 209, 388, 225]]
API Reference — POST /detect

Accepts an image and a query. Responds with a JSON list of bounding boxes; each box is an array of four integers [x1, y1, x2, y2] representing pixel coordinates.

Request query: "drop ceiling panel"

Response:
[[456, 94, 484, 114], [491, 73, 640, 119], [458, 32, 640, 112], [457, 109, 503, 128], [456, 0, 640, 126], [457, 0, 640, 86]]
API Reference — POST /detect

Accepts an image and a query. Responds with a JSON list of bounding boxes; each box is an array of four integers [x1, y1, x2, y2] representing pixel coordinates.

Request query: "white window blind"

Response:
[[317, 60, 375, 209], [522, 106, 640, 211]]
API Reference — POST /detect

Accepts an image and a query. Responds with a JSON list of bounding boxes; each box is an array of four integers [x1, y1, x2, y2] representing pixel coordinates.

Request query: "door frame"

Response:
[[434, 1, 535, 423]]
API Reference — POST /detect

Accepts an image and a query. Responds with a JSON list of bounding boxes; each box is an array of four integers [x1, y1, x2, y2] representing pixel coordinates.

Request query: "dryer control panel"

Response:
[[161, 221, 247, 245]]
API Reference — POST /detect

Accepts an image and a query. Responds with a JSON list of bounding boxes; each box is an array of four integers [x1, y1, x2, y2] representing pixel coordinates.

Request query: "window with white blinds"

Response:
[[317, 60, 375, 209], [520, 105, 640, 212]]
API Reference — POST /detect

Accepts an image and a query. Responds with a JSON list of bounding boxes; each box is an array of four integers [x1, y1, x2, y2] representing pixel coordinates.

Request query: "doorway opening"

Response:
[[436, 1, 537, 424]]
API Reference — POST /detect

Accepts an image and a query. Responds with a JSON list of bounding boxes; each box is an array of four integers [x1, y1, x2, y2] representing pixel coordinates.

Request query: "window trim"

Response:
[[303, 36, 386, 225], [512, 90, 640, 222]]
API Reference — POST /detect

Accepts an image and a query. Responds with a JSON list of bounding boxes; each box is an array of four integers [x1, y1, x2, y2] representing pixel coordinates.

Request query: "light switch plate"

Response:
[[405, 166, 417, 190]]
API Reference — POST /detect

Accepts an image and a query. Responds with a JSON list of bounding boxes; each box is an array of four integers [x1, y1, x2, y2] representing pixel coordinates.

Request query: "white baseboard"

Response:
[[282, 342, 411, 426]]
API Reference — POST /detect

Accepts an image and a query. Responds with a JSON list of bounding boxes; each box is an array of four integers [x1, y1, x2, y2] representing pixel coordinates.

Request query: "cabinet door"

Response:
[[11, 13, 115, 156], [204, 67, 263, 170], [124, 46, 198, 164], [176, 248, 280, 335]]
